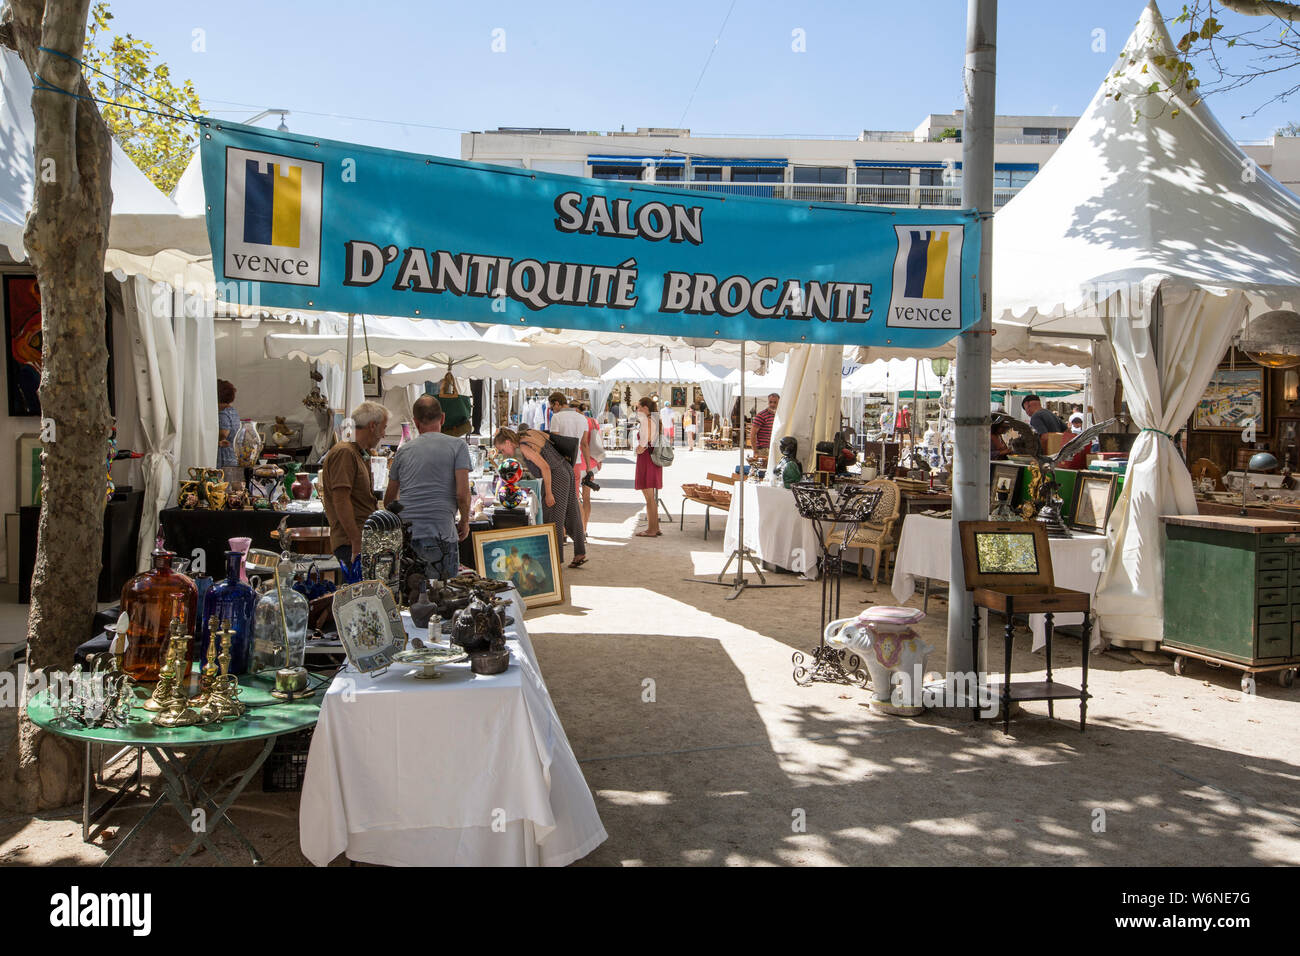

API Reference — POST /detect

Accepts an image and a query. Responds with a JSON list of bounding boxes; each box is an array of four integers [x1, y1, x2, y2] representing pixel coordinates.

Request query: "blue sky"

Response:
[[101, 0, 1300, 155]]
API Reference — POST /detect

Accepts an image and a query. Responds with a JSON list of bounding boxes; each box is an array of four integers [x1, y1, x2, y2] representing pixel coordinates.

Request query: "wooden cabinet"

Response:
[[1162, 516, 1300, 682]]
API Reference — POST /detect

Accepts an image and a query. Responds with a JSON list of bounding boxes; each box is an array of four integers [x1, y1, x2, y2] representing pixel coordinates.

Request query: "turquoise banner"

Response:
[[200, 121, 982, 348]]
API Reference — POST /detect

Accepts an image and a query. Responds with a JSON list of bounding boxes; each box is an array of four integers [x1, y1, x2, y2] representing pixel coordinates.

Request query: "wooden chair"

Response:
[[824, 478, 901, 590], [679, 472, 735, 539]]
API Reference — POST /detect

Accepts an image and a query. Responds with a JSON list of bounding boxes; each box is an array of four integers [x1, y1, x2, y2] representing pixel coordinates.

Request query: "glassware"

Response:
[[249, 563, 309, 678], [120, 550, 198, 683], [233, 419, 263, 467], [199, 551, 257, 675]]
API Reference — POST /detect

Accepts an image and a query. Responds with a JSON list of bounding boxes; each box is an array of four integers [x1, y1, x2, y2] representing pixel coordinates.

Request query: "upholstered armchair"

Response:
[[824, 478, 902, 590]]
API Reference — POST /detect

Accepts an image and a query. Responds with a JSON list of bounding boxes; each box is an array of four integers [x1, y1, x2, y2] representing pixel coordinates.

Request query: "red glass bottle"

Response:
[[120, 550, 198, 683]]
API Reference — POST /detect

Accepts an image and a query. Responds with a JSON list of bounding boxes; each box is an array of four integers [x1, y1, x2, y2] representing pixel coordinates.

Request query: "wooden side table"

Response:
[[971, 585, 1092, 732], [959, 520, 1092, 733]]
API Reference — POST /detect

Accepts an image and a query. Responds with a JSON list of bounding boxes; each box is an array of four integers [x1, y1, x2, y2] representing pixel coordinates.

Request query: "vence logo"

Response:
[[50, 885, 151, 935], [887, 226, 963, 330], [223, 147, 323, 287]]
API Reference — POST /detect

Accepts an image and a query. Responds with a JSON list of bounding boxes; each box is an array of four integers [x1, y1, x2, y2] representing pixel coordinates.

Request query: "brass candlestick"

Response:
[[144, 617, 184, 712], [192, 621, 223, 708], [153, 623, 199, 728], [211, 626, 245, 720]]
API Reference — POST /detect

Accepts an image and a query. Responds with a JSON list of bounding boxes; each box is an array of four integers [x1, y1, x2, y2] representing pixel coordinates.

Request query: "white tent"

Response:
[[0, 48, 209, 262], [523, 327, 782, 371], [851, 323, 1092, 365], [992, 1, 1298, 646], [264, 314, 601, 380]]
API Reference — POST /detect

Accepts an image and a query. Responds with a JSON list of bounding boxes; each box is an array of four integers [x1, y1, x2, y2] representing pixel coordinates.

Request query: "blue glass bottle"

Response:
[[199, 551, 257, 675]]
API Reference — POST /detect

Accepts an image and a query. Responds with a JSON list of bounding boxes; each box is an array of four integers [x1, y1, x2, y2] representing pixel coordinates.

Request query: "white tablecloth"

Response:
[[299, 591, 607, 866], [891, 515, 1106, 651], [721, 482, 821, 579]]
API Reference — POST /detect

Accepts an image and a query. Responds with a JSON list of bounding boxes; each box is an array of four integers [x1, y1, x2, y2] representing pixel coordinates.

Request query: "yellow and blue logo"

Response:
[[224, 147, 323, 287], [889, 225, 962, 329], [902, 229, 949, 300], [242, 160, 302, 248]]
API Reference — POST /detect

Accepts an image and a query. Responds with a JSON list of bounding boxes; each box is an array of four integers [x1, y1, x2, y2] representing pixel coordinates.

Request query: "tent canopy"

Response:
[[264, 313, 600, 379], [993, 1, 1300, 332], [0, 48, 209, 261], [600, 355, 727, 384], [986, 1, 1274, 647]]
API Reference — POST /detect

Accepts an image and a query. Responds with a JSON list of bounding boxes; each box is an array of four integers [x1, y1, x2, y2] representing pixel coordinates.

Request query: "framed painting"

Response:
[[989, 462, 1021, 511], [958, 520, 1055, 591], [1070, 472, 1117, 535], [4, 275, 42, 416], [362, 363, 383, 398], [471, 524, 563, 608], [670, 386, 687, 408], [1193, 366, 1267, 432], [15, 433, 41, 508]]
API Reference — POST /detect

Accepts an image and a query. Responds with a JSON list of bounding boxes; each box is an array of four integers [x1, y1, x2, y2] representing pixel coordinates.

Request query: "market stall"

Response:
[[992, 4, 1300, 647], [299, 600, 606, 866]]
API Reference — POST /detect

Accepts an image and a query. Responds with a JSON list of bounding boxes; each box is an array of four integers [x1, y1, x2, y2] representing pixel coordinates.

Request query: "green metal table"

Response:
[[27, 672, 326, 866]]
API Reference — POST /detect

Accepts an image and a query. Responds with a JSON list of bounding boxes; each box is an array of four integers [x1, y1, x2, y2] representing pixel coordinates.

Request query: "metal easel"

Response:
[[692, 340, 801, 600]]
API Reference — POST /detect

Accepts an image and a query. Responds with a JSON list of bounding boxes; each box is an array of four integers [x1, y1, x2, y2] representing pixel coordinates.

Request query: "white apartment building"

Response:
[[461, 111, 1300, 206]]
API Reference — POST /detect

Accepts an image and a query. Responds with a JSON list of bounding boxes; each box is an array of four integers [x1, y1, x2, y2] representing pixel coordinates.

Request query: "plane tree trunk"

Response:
[[0, 0, 114, 811]]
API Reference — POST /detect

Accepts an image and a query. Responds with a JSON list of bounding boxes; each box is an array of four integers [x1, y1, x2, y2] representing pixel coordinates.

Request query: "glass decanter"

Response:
[[233, 419, 264, 467], [120, 550, 198, 683], [248, 563, 308, 679], [199, 551, 257, 675]]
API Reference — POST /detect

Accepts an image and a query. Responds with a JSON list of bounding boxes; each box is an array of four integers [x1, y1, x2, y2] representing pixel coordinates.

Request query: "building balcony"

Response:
[[638, 180, 1023, 208]]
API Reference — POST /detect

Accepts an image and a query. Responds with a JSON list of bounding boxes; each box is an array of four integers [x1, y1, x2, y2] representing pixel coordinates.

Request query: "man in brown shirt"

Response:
[[322, 400, 389, 564]]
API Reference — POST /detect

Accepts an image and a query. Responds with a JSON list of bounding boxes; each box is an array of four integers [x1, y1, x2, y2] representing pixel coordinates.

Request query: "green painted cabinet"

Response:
[[1163, 516, 1300, 665]]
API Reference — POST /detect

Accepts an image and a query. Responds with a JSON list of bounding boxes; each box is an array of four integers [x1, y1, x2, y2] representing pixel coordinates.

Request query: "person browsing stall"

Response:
[[750, 393, 780, 452], [321, 401, 389, 568], [384, 395, 471, 581], [492, 426, 588, 569], [1022, 394, 1067, 435], [547, 391, 591, 496]]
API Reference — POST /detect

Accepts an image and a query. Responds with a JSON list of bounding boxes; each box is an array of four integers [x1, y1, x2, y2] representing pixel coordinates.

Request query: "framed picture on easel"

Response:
[[472, 524, 563, 608]]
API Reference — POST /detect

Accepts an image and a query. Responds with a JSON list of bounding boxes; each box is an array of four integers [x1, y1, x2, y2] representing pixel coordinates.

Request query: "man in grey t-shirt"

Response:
[[1022, 394, 1067, 435], [384, 395, 472, 580]]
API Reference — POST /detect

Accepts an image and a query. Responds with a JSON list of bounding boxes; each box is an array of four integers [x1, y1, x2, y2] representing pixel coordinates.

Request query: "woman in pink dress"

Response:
[[634, 396, 662, 537]]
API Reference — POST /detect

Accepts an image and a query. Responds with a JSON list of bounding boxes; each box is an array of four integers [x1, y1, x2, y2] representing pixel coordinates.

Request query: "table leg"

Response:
[[83, 741, 143, 844], [1003, 612, 1014, 734], [971, 604, 982, 722], [1080, 610, 1092, 733], [170, 737, 277, 866], [1044, 611, 1055, 719], [148, 747, 230, 865]]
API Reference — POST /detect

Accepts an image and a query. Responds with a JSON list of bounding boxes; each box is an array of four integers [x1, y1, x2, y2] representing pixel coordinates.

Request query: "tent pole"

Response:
[[655, 345, 672, 524], [343, 312, 356, 422], [947, 0, 996, 696], [697, 340, 800, 597]]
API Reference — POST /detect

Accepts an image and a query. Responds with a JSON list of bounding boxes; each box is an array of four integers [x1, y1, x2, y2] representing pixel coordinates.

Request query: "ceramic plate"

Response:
[[332, 580, 407, 674]]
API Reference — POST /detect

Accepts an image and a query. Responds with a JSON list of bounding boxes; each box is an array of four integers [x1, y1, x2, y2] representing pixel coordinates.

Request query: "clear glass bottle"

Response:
[[120, 550, 198, 683], [199, 551, 257, 675], [233, 419, 263, 467], [248, 563, 308, 679]]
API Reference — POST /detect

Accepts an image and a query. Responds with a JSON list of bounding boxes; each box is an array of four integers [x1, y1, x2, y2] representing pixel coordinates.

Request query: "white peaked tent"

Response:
[[994, 1, 1300, 646], [0, 48, 209, 261], [264, 314, 601, 380]]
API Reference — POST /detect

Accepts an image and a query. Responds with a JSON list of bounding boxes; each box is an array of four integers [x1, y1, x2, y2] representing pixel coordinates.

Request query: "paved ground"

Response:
[[2, 447, 1298, 866]]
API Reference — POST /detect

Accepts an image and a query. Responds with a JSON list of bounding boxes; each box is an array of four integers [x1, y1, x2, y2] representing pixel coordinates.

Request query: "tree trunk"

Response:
[[0, 0, 113, 812]]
